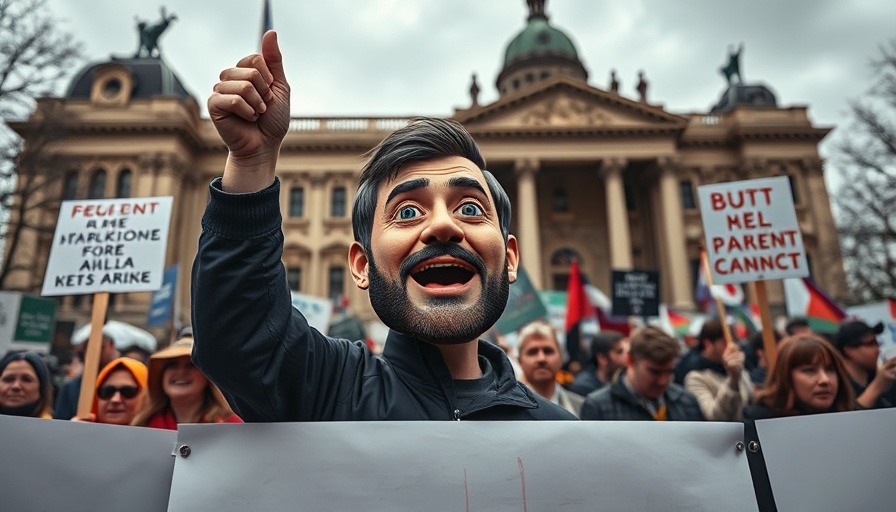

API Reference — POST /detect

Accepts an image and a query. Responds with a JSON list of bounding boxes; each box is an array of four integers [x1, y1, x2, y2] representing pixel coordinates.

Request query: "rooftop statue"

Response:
[[719, 43, 744, 86], [134, 7, 178, 59]]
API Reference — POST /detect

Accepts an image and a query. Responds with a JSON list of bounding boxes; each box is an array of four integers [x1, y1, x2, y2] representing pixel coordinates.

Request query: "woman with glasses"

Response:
[[73, 357, 147, 425], [0, 352, 53, 419], [132, 335, 240, 429]]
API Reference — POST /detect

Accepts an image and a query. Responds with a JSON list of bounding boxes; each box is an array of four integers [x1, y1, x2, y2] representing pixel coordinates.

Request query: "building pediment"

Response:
[[454, 77, 687, 135]]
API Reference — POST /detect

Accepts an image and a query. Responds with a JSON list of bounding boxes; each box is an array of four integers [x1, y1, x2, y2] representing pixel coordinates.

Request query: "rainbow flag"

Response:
[[783, 278, 847, 334]]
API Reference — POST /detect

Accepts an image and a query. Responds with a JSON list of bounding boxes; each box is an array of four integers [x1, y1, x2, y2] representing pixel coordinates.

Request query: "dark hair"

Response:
[[697, 318, 725, 353], [784, 317, 811, 336], [351, 117, 511, 253], [754, 334, 855, 416], [591, 331, 624, 361], [628, 326, 680, 363]]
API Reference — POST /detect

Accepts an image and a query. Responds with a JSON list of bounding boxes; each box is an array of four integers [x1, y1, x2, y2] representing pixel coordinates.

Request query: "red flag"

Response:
[[565, 259, 594, 332]]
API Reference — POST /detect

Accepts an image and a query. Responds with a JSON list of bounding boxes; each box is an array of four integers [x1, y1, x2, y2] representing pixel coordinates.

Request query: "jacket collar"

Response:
[[382, 330, 538, 414], [694, 355, 728, 376], [609, 370, 686, 406]]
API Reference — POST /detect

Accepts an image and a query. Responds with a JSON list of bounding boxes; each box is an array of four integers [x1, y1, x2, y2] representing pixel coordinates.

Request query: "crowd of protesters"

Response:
[[2, 313, 892, 428], [0, 326, 241, 428]]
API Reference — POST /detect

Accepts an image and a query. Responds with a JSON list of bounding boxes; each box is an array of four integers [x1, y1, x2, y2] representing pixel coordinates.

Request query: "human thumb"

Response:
[[262, 30, 287, 86]]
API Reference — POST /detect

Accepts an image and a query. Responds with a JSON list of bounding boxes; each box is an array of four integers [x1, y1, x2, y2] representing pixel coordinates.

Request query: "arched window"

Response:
[[116, 169, 132, 198], [88, 169, 106, 199], [62, 171, 78, 200]]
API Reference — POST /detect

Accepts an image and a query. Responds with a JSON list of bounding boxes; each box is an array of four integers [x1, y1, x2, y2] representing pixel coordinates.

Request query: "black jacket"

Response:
[[580, 371, 705, 421], [191, 178, 574, 422]]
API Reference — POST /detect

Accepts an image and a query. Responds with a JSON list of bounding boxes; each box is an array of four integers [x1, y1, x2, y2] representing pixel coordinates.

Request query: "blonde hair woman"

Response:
[[132, 336, 240, 429]]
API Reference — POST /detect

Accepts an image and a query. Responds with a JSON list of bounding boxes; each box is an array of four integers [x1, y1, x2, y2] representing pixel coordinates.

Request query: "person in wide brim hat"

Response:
[[131, 336, 240, 429]]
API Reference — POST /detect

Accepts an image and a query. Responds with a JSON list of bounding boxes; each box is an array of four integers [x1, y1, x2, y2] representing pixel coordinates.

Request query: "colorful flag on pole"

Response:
[[659, 304, 691, 338], [783, 277, 847, 334], [565, 259, 595, 366]]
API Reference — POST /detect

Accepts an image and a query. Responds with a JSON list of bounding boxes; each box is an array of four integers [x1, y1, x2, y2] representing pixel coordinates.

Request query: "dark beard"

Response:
[[366, 244, 510, 345]]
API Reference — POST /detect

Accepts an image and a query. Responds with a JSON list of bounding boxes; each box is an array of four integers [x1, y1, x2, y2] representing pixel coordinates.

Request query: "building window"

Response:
[[331, 186, 346, 217], [690, 258, 701, 300], [289, 187, 304, 217], [328, 266, 345, 301], [679, 180, 696, 209], [88, 169, 106, 199], [286, 267, 302, 292], [550, 248, 581, 266], [553, 187, 569, 212], [116, 169, 132, 198], [62, 171, 78, 200], [787, 175, 799, 204], [624, 184, 635, 211]]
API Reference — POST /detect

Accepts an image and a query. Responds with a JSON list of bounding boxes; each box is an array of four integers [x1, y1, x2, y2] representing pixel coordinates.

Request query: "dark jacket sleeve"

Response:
[[191, 178, 367, 422]]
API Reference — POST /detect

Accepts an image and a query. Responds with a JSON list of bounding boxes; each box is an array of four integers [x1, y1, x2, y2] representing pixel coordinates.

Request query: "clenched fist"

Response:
[[208, 30, 291, 193]]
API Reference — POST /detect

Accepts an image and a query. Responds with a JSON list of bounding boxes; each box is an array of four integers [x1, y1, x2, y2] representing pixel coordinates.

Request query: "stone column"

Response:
[[657, 158, 692, 309], [601, 158, 632, 270], [802, 158, 848, 300], [514, 159, 543, 289], [308, 174, 327, 297]]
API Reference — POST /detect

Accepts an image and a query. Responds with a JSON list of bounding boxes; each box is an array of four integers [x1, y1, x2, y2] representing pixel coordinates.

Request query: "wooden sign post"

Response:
[[41, 196, 174, 416], [697, 176, 810, 370]]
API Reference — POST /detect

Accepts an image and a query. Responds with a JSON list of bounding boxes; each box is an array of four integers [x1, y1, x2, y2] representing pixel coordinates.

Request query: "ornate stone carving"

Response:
[[800, 157, 824, 175], [599, 158, 627, 179], [513, 158, 540, 179], [521, 93, 611, 126]]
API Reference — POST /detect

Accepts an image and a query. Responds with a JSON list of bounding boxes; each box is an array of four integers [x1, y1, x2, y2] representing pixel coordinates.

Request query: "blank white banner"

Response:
[[167, 421, 758, 512], [0, 416, 176, 512], [756, 408, 895, 512]]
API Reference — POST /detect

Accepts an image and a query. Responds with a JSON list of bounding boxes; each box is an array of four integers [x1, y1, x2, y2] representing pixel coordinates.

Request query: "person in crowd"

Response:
[[118, 345, 152, 365], [580, 327, 705, 421], [0, 351, 53, 418], [54, 332, 121, 420], [191, 31, 574, 421], [132, 337, 241, 429], [567, 331, 627, 396], [72, 357, 147, 425], [743, 334, 855, 420], [684, 318, 753, 421], [516, 322, 584, 417], [784, 316, 812, 337], [833, 320, 895, 409]]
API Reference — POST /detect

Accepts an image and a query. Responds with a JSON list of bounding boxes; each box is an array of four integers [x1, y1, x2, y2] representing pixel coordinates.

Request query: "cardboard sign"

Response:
[[0, 416, 176, 512], [0, 291, 57, 354], [167, 422, 758, 512], [611, 270, 660, 317], [493, 267, 548, 334], [146, 264, 178, 327], [756, 408, 895, 512], [41, 197, 173, 296], [698, 177, 808, 284]]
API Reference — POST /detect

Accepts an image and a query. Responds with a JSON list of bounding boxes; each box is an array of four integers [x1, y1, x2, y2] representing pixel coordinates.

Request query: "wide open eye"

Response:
[[458, 203, 483, 217], [398, 206, 421, 220]]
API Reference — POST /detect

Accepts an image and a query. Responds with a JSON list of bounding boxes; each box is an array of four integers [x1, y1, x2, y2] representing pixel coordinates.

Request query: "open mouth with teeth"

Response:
[[411, 262, 476, 288]]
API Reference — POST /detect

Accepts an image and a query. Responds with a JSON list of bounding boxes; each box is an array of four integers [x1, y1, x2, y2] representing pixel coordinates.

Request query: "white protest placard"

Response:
[[167, 422, 758, 512], [41, 197, 173, 296], [290, 291, 333, 334], [756, 408, 895, 512], [0, 415, 176, 512], [698, 176, 808, 284]]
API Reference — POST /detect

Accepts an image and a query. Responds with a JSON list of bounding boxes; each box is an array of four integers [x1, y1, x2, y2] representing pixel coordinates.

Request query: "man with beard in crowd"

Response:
[[191, 31, 574, 422]]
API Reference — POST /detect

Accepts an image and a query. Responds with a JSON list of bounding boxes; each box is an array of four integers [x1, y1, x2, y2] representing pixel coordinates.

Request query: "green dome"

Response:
[[503, 18, 580, 68]]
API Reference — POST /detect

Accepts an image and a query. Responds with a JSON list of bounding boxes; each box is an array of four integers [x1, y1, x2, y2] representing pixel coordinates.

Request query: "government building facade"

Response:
[[4, 1, 847, 341]]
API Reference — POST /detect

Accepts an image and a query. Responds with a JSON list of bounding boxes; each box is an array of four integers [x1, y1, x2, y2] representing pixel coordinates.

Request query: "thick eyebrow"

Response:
[[448, 176, 490, 204], [385, 178, 429, 206]]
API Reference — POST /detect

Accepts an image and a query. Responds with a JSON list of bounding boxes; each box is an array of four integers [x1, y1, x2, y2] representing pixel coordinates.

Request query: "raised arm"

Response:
[[192, 31, 367, 422], [208, 30, 290, 192]]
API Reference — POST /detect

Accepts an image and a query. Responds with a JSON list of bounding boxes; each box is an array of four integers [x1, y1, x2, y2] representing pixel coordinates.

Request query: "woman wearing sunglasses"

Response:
[[72, 357, 148, 425], [132, 336, 240, 429]]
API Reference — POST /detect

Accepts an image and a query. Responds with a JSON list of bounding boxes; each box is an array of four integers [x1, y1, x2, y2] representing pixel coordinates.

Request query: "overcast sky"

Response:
[[44, 0, 896, 192]]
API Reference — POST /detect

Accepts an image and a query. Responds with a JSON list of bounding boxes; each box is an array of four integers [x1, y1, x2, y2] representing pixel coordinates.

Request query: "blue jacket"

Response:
[[191, 178, 574, 422]]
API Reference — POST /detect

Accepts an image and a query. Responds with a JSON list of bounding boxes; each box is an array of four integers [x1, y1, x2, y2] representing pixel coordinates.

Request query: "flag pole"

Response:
[[76, 292, 109, 419], [700, 248, 735, 348], [754, 281, 778, 370]]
